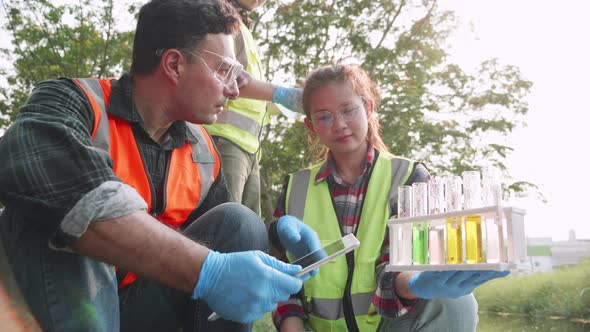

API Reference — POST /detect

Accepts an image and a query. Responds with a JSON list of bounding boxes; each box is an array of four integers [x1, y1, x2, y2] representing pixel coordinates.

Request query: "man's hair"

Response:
[[131, 0, 240, 75]]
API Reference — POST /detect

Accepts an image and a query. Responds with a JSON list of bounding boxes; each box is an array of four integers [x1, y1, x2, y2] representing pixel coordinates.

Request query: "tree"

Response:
[[0, 0, 538, 222], [254, 0, 536, 221], [0, 0, 134, 129]]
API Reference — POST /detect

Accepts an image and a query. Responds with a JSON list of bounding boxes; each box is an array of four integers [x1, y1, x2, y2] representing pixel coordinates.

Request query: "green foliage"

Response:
[[475, 261, 590, 319], [255, 0, 534, 220], [477, 311, 589, 332], [0, 0, 133, 128]]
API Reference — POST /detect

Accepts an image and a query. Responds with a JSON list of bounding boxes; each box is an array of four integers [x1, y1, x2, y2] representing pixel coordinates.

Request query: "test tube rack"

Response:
[[385, 205, 526, 272]]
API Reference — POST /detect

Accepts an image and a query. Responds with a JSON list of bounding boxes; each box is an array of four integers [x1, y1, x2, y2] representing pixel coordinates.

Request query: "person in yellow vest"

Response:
[[0, 1, 321, 332], [204, 0, 303, 216], [269, 64, 510, 332]]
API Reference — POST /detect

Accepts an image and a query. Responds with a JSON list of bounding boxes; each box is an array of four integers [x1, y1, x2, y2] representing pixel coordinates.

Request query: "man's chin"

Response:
[[202, 115, 217, 125]]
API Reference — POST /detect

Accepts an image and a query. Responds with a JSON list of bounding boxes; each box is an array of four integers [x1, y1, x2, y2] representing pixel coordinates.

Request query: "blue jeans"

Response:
[[378, 294, 479, 332], [1, 203, 267, 332], [119, 203, 268, 332]]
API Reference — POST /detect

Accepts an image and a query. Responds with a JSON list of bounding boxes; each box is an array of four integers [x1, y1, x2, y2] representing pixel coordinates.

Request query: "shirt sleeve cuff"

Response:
[[50, 181, 147, 250], [272, 297, 307, 330], [374, 271, 420, 319]]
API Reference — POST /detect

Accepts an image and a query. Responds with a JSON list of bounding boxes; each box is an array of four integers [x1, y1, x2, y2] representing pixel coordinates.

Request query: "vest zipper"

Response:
[[343, 253, 359, 332], [158, 151, 171, 217], [328, 193, 360, 332]]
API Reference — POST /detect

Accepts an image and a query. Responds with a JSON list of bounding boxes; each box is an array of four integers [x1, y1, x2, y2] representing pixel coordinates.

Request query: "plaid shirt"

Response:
[[271, 146, 430, 329], [0, 73, 231, 247]]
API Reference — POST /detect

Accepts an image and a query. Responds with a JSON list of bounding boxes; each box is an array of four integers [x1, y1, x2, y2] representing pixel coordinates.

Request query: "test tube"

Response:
[[398, 185, 413, 265], [445, 176, 462, 264], [482, 166, 505, 263], [428, 178, 445, 264], [412, 182, 428, 265], [463, 171, 483, 263]]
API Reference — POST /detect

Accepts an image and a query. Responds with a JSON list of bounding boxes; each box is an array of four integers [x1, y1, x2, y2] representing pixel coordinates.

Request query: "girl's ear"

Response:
[[364, 98, 375, 117], [304, 117, 316, 134]]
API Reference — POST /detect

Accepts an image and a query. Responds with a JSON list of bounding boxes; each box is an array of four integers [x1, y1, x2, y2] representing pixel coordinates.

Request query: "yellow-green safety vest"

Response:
[[285, 152, 414, 332], [203, 22, 268, 154]]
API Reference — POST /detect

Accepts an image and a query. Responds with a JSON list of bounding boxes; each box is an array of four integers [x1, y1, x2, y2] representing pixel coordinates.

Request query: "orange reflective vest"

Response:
[[73, 78, 221, 288]]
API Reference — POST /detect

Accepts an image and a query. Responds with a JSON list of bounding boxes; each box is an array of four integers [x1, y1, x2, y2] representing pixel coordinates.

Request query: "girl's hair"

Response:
[[302, 64, 390, 160]]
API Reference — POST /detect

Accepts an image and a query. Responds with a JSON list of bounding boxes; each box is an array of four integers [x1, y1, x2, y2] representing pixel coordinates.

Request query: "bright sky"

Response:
[[439, 0, 590, 241]]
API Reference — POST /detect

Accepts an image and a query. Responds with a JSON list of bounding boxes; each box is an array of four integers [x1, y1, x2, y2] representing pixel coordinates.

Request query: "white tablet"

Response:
[[293, 233, 360, 276]]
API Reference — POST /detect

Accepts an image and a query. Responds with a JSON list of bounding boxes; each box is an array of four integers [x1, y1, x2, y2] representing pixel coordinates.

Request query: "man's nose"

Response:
[[224, 79, 239, 100]]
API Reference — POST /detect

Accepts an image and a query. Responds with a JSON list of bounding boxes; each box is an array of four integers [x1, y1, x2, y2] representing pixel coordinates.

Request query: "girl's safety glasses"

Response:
[[311, 107, 360, 132]]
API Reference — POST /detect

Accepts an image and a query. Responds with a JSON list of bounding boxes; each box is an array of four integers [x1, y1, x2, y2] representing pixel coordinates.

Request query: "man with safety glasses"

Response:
[[0, 1, 320, 332]]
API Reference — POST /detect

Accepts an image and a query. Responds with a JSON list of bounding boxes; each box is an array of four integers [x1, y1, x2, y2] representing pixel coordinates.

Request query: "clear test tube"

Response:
[[445, 176, 462, 264], [428, 178, 445, 264], [412, 182, 428, 265], [482, 166, 505, 263], [463, 171, 483, 263], [398, 185, 413, 265]]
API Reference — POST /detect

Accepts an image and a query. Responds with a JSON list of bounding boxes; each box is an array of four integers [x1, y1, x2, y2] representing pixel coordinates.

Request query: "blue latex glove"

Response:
[[192, 250, 305, 323], [277, 215, 323, 276], [409, 270, 510, 299], [272, 86, 303, 114]]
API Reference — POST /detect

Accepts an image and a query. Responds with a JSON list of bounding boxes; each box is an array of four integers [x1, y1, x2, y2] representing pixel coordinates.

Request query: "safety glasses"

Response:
[[156, 48, 243, 89], [189, 50, 243, 89], [310, 107, 361, 132]]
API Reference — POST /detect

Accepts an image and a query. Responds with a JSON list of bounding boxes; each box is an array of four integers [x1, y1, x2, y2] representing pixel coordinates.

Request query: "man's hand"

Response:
[[192, 250, 305, 323]]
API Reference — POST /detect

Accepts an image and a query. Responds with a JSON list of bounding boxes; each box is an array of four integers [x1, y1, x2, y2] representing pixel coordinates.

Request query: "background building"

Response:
[[520, 230, 590, 273]]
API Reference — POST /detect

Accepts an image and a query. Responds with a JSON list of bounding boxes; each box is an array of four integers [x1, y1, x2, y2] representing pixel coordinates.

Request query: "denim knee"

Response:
[[418, 294, 479, 331], [183, 202, 268, 253]]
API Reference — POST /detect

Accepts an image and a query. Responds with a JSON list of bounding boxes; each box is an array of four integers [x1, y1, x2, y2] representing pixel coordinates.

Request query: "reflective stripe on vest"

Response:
[[74, 78, 221, 287], [308, 292, 374, 320], [203, 22, 268, 154], [214, 110, 261, 137], [285, 153, 414, 331]]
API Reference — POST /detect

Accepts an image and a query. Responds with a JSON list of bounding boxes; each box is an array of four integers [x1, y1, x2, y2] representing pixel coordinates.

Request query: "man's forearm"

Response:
[[239, 77, 275, 101], [71, 211, 208, 293]]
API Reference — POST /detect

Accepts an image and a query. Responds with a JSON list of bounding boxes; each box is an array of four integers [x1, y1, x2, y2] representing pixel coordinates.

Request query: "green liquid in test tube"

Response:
[[445, 176, 463, 264], [463, 171, 483, 264], [412, 182, 428, 264]]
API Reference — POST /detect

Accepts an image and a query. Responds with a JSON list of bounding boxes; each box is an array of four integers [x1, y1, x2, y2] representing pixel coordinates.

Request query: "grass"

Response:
[[474, 259, 590, 319]]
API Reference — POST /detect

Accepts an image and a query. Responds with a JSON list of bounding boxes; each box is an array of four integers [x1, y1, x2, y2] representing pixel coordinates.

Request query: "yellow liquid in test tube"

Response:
[[466, 215, 483, 263], [446, 217, 462, 264]]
